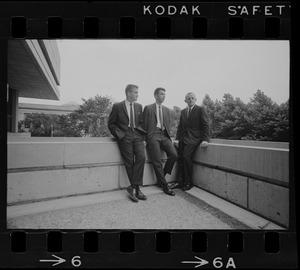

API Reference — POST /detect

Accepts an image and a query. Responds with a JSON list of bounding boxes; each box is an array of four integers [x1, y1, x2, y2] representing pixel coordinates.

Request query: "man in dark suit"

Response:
[[143, 87, 177, 196], [108, 84, 147, 202], [171, 92, 210, 191]]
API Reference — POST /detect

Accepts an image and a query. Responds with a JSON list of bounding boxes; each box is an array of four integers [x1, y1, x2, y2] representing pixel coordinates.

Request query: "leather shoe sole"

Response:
[[126, 186, 139, 202], [136, 191, 147, 200], [169, 183, 183, 189], [158, 183, 170, 189], [182, 185, 193, 191], [163, 188, 175, 196]]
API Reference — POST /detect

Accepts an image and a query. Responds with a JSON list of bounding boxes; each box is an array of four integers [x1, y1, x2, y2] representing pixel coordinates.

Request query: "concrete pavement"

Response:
[[7, 186, 284, 230]]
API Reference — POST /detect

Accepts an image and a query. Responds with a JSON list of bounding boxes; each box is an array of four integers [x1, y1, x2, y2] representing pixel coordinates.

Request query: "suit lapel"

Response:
[[122, 101, 129, 119], [162, 106, 166, 124], [162, 106, 168, 131], [133, 103, 138, 126], [152, 103, 158, 121], [184, 108, 189, 120], [187, 105, 196, 119]]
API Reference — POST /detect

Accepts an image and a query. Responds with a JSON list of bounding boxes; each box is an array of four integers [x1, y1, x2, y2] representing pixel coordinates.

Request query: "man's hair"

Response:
[[154, 87, 166, 96], [185, 92, 196, 100], [125, 84, 138, 96]]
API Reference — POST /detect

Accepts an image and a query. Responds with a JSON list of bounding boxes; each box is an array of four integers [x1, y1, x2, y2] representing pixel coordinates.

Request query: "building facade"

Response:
[[18, 103, 79, 122], [7, 40, 61, 132]]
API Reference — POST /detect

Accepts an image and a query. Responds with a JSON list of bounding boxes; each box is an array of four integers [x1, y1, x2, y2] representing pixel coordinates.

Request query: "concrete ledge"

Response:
[[193, 165, 248, 208], [7, 138, 174, 204], [193, 164, 289, 228], [193, 142, 289, 183], [186, 188, 285, 230], [7, 142, 65, 169], [7, 138, 167, 169], [64, 141, 123, 166], [210, 139, 289, 149], [7, 162, 171, 205], [248, 178, 289, 226], [7, 137, 289, 228], [191, 140, 289, 227], [7, 166, 118, 204]]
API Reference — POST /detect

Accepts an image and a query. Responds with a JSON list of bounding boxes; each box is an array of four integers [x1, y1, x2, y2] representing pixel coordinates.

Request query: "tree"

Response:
[[19, 95, 114, 137], [21, 113, 61, 137], [202, 94, 215, 137], [169, 106, 181, 138], [200, 90, 289, 142], [211, 94, 250, 139], [272, 100, 289, 141], [245, 90, 289, 141], [19, 91, 289, 141], [53, 114, 82, 137], [70, 95, 114, 137]]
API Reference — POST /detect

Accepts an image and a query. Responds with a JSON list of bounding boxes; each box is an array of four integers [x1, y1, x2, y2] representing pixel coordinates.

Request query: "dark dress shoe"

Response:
[[169, 182, 183, 189], [157, 182, 164, 189], [168, 182, 176, 187], [158, 182, 171, 189], [136, 189, 147, 200], [126, 186, 138, 202], [163, 185, 175, 196], [182, 183, 193, 191]]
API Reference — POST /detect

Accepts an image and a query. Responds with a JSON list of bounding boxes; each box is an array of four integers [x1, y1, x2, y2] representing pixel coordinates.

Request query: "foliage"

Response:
[[19, 95, 114, 137], [70, 95, 113, 137], [19, 90, 289, 141], [20, 113, 63, 137], [169, 106, 181, 138], [202, 90, 289, 142]]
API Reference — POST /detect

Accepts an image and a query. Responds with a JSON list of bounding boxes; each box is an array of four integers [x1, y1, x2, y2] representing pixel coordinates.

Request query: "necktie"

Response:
[[188, 107, 191, 118], [159, 105, 164, 131], [130, 103, 134, 129]]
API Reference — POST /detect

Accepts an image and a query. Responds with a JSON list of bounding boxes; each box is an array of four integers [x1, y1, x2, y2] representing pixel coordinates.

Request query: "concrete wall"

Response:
[[192, 140, 289, 227], [7, 137, 289, 227], [7, 138, 176, 205]]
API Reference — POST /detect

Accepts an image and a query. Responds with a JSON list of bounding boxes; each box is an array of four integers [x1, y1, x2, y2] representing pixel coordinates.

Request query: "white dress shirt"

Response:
[[155, 103, 163, 129], [125, 100, 135, 127]]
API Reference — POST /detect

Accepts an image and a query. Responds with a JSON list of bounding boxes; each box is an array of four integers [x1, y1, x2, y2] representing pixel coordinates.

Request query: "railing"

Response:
[[7, 137, 173, 204], [193, 139, 289, 227], [7, 137, 289, 227]]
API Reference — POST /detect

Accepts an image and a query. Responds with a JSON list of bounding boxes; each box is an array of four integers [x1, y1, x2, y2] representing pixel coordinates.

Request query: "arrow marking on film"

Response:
[[39, 254, 66, 267], [181, 256, 209, 268]]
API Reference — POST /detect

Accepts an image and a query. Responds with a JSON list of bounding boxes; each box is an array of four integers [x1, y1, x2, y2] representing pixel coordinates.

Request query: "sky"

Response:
[[20, 40, 290, 109]]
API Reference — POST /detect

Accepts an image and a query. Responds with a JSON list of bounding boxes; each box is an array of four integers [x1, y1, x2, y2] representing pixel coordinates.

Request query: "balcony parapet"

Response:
[[7, 137, 289, 227], [193, 139, 289, 227], [7, 137, 172, 206]]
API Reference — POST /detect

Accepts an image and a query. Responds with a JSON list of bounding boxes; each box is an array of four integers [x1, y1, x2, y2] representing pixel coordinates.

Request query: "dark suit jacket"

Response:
[[143, 103, 172, 141], [108, 101, 146, 141], [175, 105, 210, 145]]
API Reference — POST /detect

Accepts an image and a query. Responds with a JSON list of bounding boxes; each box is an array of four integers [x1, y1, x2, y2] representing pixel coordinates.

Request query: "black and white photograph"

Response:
[[7, 39, 290, 230]]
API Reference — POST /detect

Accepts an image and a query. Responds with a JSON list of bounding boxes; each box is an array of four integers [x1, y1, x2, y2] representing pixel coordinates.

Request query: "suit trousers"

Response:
[[118, 129, 145, 186], [146, 129, 177, 186], [177, 140, 199, 186]]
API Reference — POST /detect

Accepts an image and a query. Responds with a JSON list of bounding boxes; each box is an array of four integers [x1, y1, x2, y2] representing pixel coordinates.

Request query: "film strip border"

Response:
[[0, 2, 291, 39], [0, 1, 296, 269], [0, 231, 298, 268]]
